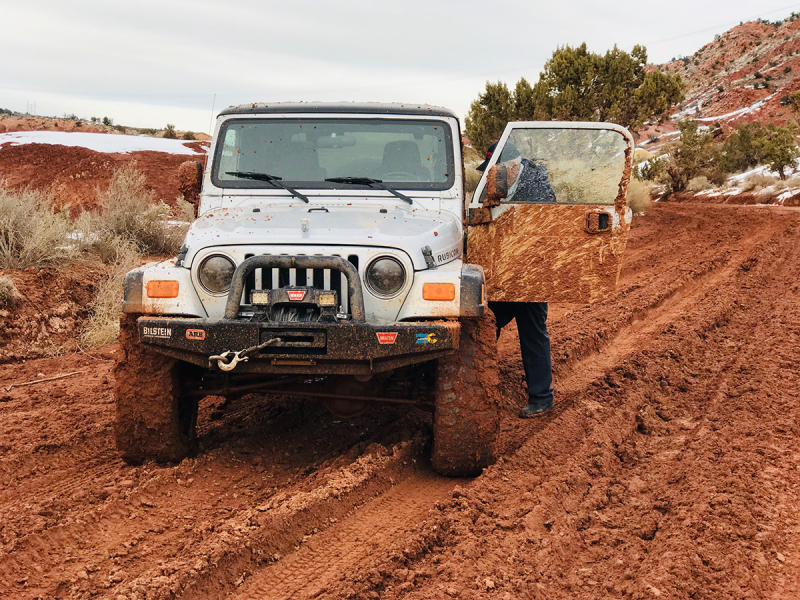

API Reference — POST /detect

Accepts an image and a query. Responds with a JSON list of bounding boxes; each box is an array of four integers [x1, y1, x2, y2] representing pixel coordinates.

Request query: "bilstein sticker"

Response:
[[287, 290, 306, 301], [376, 332, 398, 345], [186, 329, 206, 340], [415, 332, 438, 345], [142, 327, 172, 339]]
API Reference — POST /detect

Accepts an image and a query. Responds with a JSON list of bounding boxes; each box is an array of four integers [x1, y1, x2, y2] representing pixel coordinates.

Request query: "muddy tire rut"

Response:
[[2, 203, 800, 599]]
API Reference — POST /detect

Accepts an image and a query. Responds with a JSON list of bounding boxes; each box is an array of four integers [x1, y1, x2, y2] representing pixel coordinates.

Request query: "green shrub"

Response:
[[163, 124, 177, 139], [182, 131, 196, 141], [0, 185, 76, 269], [660, 121, 719, 192]]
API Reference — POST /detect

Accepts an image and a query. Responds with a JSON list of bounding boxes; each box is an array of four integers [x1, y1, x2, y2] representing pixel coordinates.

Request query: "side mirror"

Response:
[[178, 161, 203, 215], [482, 164, 508, 207]]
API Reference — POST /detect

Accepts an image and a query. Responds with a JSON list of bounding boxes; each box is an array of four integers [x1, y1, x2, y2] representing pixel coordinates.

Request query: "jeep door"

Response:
[[467, 122, 634, 304]]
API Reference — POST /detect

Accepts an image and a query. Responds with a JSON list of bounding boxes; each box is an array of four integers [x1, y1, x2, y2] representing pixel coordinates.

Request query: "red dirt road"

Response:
[[2, 203, 800, 599]]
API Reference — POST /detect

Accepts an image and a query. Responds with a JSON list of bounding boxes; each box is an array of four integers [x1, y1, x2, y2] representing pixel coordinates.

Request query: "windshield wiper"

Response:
[[226, 171, 309, 203], [325, 177, 413, 205]]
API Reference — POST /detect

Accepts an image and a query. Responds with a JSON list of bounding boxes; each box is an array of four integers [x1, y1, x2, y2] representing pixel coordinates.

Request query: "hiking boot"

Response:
[[519, 399, 553, 418]]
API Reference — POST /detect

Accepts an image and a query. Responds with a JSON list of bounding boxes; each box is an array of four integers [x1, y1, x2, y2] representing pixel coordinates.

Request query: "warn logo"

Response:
[[376, 332, 398, 345], [186, 329, 206, 340], [287, 290, 306, 301]]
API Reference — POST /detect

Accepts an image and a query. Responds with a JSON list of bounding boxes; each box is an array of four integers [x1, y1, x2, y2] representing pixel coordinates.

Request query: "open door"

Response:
[[467, 122, 634, 304]]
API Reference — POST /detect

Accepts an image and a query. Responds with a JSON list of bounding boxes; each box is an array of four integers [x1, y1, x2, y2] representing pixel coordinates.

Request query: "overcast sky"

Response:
[[2, 0, 798, 133]]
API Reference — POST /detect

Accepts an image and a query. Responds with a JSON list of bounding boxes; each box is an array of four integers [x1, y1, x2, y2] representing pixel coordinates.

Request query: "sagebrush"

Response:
[[0, 274, 20, 308], [90, 163, 190, 256], [80, 238, 141, 349], [0, 185, 77, 269], [627, 179, 653, 214]]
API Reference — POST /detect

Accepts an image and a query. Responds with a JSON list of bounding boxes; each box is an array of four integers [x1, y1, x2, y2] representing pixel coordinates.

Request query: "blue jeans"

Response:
[[489, 302, 554, 406]]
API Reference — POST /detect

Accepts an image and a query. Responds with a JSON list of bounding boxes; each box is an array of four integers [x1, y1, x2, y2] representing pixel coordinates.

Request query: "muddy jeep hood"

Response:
[[183, 203, 463, 270]]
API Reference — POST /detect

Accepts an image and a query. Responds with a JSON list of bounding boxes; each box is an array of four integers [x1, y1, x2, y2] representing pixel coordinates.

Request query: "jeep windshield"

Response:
[[211, 118, 455, 191]]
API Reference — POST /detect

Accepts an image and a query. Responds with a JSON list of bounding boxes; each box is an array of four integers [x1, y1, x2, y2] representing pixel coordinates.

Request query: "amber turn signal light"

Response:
[[422, 283, 455, 301], [147, 280, 179, 298]]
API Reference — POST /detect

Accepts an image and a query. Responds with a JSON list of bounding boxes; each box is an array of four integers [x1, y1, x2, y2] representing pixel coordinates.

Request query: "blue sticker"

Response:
[[415, 332, 438, 344]]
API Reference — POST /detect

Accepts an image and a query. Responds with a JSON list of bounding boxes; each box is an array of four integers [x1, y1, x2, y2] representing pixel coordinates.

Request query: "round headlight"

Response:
[[198, 255, 236, 294], [366, 257, 406, 298]]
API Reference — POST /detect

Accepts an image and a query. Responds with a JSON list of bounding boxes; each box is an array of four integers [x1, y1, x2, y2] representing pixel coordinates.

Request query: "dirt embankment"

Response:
[[0, 263, 103, 364], [0, 143, 208, 213], [2, 203, 800, 599]]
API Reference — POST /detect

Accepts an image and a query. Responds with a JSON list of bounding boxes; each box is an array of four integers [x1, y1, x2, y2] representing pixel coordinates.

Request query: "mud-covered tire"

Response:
[[114, 314, 199, 464], [431, 314, 500, 476]]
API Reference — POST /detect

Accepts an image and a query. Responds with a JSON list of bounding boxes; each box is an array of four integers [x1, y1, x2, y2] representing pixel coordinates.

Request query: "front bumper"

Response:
[[138, 316, 459, 375]]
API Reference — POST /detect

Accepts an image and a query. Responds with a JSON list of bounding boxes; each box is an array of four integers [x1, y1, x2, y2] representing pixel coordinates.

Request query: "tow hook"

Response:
[[208, 338, 280, 371]]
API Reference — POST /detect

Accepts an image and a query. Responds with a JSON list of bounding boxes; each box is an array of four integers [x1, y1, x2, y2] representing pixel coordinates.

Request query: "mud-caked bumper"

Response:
[[138, 317, 459, 375]]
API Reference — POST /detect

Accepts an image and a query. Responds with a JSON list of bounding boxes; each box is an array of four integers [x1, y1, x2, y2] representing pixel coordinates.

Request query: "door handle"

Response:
[[585, 212, 611, 234]]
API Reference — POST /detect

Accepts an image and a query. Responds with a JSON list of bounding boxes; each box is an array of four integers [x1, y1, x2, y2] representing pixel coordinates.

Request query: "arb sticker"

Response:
[[376, 332, 398, 345], [287, 290, 306, 301], [186, 329, 206, 340]]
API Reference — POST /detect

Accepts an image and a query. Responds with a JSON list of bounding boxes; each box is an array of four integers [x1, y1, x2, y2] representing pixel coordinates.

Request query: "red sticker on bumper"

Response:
[[287, 290, 306, 301], [186, 329, 206, 340], [376, 332, 398, 345]]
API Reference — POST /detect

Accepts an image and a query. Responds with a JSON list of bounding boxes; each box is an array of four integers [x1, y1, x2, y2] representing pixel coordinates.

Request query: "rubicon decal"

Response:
[[436, 245, 462, 264], [186, 329, 206, 340], [376, 332, 398, 345], [415, 332, 438, 345], [142, 327, 172, 339], [287, 290, 307, 301]]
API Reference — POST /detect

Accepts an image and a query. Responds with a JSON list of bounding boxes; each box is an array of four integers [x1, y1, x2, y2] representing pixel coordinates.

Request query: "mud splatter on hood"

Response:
[[184, 203, 463, 270]]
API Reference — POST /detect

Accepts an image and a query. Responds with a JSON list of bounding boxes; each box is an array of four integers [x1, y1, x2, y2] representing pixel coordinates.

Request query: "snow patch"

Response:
[[0, 131, 207, 155]]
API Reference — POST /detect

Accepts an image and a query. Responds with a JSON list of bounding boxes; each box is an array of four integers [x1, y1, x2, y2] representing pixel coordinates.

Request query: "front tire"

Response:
[[114, 314, 199, 464], [431, 314, 500, 476]]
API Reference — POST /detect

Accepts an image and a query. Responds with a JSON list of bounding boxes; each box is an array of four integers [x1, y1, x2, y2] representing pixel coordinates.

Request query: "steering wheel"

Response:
[[382, 171, 424, 182]]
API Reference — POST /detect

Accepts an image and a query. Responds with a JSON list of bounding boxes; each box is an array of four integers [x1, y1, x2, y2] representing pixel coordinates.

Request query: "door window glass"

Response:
[[482, 128, 628, 205]]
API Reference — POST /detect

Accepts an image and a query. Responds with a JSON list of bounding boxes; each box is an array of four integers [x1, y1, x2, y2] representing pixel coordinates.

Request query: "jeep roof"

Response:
[[218, 102, 458, 119]]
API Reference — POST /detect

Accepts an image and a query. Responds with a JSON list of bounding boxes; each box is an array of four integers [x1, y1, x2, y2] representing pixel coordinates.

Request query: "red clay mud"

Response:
[[2, 203, 800, 599], [0, 142, 208, 213]]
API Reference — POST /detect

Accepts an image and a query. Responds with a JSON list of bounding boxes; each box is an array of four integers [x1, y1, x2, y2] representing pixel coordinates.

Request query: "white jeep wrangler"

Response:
[[116, 102, 634, 476]]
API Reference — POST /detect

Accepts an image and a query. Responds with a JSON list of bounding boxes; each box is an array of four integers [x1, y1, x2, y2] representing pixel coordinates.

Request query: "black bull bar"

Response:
[[138, 255, 460, 375]]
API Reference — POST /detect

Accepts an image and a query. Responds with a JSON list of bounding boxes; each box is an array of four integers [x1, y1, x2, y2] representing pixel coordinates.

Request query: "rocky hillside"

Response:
[[661, 15, 800, 129]]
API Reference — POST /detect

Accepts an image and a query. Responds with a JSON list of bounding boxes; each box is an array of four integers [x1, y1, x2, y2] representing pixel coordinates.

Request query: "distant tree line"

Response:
[[465, 43, 685, 153]]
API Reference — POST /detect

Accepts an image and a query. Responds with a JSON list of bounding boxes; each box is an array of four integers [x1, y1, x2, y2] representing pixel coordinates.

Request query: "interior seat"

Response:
[[379, 140, 429, 181]]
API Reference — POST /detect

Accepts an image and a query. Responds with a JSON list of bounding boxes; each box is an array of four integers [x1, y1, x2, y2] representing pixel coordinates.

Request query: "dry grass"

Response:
[[0, 185, 77, 269], [741, 173, 778, 192], [78, 164, 195, 348], [92, 163, 190, 256], [0, 274, 20, 308], [627, 179, 653, 215], [464, 168, 482, 194], [741, 173, 800, 192], [686, 176, 713, 192], [79, 238, 141, 349]]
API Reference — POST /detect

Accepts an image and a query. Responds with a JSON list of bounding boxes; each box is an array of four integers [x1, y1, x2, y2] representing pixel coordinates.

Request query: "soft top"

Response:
[[218, 102, 457, 119]]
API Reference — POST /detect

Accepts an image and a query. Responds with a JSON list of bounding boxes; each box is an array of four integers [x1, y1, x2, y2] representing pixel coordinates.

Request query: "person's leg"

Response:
[[488, 301, 515, 339], [514, 302, 553, 416]]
